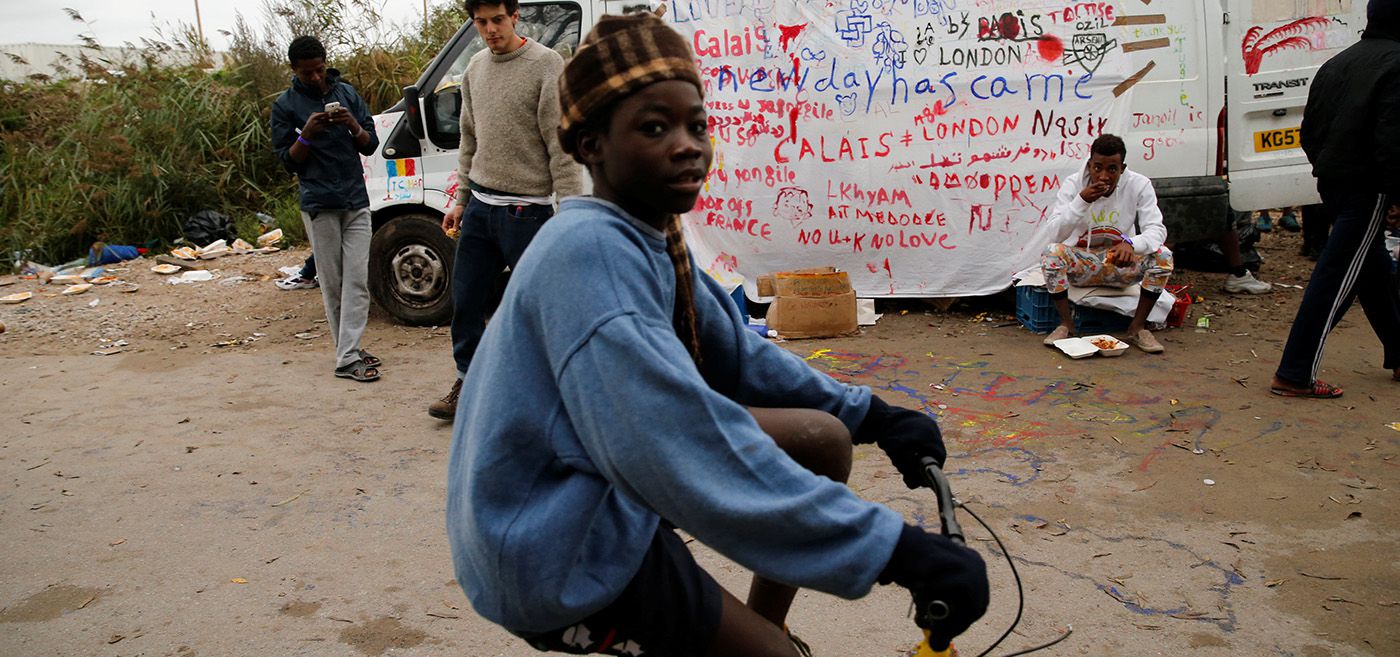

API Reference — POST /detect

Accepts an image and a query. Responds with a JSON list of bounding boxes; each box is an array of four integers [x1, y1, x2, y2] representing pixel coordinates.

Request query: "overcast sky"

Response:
[[0, 0, 432, 51]]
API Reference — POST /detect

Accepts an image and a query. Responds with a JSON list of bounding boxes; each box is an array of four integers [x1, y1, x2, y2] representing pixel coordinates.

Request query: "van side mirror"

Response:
[[402, 85, 425, 140]]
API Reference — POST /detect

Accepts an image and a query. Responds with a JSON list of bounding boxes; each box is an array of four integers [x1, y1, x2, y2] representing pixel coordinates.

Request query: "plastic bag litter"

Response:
[[183, 210, 238, 247]]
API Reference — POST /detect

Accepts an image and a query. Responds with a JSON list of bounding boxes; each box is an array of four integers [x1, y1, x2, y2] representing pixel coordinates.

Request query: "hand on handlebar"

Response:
[[854, 395, 948, 489], [879, 524, 990, 650]]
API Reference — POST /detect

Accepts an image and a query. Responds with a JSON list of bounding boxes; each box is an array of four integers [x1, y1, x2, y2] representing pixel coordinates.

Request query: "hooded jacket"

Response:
[[1300, 5, 1400, 196], [270, 69, 380, 212]]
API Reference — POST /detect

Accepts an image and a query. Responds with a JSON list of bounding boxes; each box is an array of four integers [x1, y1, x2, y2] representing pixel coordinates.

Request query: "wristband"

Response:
[[296, 135, 311, 147], [1122, 236, 1133, 247]]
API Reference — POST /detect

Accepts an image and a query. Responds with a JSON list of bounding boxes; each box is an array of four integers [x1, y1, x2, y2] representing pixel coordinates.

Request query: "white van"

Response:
[[361, 0, 1367, 324]]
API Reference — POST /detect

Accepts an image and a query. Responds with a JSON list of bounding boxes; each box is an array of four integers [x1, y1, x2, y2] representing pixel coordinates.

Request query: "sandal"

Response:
[[1270, 379, 1342, 398], [357, 349, 381, 368], [335, 359, 380, 382]]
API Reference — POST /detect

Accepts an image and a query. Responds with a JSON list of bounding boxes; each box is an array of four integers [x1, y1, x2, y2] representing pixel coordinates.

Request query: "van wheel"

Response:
[[369, 213, 454, 326]]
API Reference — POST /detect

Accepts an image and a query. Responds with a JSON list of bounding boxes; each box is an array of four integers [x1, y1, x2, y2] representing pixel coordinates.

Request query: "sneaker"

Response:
[[428, 378, 462, 420], [1126, 329, 1165, 354], [1256, 213, 1273, 232], [1042, 324, 1072, 346], [275, 275, 317, 290], [1223, 271, 1272, 294], [1279, 212, 1301, 232]]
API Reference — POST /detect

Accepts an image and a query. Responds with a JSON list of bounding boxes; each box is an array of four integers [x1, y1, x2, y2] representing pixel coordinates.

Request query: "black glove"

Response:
[[878, 524, 989, 651], [854, 394, 948, 489]]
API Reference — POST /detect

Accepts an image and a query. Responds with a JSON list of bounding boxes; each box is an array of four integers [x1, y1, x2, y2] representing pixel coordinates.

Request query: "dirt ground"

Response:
[[1, 227, 1396, 657]]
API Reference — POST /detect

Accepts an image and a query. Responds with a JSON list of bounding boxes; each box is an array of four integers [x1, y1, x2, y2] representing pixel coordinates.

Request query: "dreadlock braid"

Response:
[[665, 214, 702, 365]]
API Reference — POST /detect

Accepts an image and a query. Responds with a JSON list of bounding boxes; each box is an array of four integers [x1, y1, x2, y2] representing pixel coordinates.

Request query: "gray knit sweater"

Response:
[[455, 39, 583, 203]]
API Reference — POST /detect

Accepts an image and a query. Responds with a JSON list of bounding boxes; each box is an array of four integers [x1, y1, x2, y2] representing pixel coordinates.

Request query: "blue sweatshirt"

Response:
[[446, 197, 905, 633], [269, 69, 379, 212]]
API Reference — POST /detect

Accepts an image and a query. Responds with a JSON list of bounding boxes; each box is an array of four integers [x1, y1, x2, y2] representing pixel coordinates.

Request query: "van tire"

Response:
[[369, 213, 455, 326]]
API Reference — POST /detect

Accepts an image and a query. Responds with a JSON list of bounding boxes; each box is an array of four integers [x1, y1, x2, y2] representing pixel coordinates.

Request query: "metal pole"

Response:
[[194, 0, 205, 45]]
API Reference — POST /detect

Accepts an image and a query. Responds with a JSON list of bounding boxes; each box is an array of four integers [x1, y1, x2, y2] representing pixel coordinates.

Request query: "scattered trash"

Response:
[[51, 274, 85, 286], [183, 209, 238, 246], [1051, 335, 1126, 358], [87, 298, 100, 307], [294, 332, 321, 340], [92, 347, 125, 356], [1, 291, 32, 304], [62, 284, 92, 295], [17, 260, 54, 277], [171, 271, 216, 284], [170, 246, 198, 260], [1196, 317, 1211, 329], [257, 229, 283, 247], [1386, 422, 1400, 432], [112, 282, 140, 293], [211, 334, 261, 347], [277, 265, 301, 278], [1203, 479, 1216, 486], [88, 242, 142, 265], [151, 264, 181, 275], [230, 577, 248, 584]]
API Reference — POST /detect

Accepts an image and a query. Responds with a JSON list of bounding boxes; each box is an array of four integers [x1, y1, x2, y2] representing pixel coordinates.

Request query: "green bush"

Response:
[[0, 0, 469, 271]]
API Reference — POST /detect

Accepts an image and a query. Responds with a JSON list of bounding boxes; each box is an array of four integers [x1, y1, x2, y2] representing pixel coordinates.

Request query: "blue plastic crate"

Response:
[[1015, 285, 1132, 334], [1074, 303, 1133, 334], [1015, 285, 1059, 334]]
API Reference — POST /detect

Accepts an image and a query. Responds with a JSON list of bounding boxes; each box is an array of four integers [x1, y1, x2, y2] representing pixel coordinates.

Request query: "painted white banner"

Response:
[[674, 0, 1141, 297]]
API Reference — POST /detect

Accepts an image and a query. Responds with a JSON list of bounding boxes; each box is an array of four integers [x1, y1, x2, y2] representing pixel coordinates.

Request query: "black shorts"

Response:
[[516, 526, 722, 657]]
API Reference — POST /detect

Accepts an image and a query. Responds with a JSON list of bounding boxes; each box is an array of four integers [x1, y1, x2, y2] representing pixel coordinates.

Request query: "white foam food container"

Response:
[[1053, 337, 1098, 359], [1083, 334, 1129, 357]]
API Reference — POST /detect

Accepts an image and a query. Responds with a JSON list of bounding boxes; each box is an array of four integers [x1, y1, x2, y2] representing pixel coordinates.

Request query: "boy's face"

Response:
[[1086, 152, 1125, 196], [472, 3, 522, 54], [291, 57, 329, 95], [581, 80, 712, 228]]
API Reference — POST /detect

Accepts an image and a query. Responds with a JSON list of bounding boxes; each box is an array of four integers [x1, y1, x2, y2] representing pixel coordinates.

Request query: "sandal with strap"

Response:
[[335, 359, 380, 382], [1270, 379, 1342, 398], [357, 349, 381, 368]]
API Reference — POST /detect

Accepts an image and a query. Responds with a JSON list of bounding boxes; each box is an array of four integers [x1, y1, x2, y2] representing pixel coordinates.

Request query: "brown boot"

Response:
[[428, 379, 462, 420]]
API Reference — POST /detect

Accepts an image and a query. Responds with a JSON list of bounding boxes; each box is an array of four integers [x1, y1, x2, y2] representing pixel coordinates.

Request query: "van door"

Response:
[[1224, 0, 1366, 211]]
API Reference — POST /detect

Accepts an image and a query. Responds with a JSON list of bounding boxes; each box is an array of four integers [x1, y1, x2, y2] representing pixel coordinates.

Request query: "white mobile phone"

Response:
[[324, 101, 343, 113]]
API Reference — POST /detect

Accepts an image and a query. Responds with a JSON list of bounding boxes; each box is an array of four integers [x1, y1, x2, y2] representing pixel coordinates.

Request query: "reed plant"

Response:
[[0, 0, 468, 271]]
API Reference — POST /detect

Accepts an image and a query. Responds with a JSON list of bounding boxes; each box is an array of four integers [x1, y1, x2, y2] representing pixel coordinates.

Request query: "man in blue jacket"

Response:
[[1270, 0, 1400, 398], [271, 36, 383, 382]]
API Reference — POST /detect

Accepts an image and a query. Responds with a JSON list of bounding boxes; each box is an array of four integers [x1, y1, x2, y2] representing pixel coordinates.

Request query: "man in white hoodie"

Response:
[[1040, 134, 1174, 353]]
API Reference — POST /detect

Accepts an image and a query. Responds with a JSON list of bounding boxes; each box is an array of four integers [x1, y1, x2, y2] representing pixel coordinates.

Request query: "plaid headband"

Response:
[[558, 12, 703, 157]]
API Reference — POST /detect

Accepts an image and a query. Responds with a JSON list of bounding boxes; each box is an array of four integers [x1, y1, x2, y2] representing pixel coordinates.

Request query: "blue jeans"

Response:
[[1275, 184, 1399, 386], [451, 197, 553, 376]]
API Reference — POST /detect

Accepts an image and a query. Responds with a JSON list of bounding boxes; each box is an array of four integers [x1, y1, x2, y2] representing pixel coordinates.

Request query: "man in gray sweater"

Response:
[[431, 0, 584, 420]]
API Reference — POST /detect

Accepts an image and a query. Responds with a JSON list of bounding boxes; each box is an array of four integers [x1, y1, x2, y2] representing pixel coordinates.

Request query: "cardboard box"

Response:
[[761, 267, 858, 339]]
